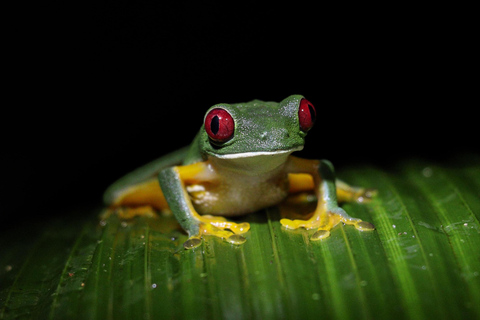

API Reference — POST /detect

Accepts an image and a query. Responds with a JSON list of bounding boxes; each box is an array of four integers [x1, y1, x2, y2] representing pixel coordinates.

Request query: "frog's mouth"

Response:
[[206, 146, 303, 174], [207, 146, 303, 160]]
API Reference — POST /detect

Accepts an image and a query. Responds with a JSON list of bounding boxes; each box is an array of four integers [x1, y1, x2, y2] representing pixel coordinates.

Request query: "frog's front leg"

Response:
[[159, 162, 250, 249], [281, 157, 375, 240]]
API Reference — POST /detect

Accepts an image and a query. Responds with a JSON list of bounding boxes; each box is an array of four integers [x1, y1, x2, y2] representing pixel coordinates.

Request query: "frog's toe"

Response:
[[354, 220, 376, 231], [200, 216, 250, 235], [281, 218, 322, 230], [183, 237, 202, 249], [280, 218, 302, 229], [182, 223, 249, 248], [226, 234, 247, 245], [229, 222, 250, 234], [199, 223, 234, 239], [356, 188, 377, 203], [311, 229, 331, 241]]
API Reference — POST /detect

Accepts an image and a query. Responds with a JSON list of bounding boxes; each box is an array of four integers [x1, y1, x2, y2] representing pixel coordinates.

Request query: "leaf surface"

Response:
[[1, 156, 479, 319]]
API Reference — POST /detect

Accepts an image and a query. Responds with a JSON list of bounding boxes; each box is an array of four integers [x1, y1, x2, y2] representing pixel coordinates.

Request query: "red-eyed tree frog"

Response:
[[103, 95, 375, 249]]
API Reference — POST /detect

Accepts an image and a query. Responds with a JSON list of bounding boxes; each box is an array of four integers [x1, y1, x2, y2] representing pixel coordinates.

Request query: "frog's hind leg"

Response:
[[282, 159, 375, 241], [102, 146, 190, 220], [336, 179, 377, 203], [101, 178, 168, 220], [286, 173, 376, 204]]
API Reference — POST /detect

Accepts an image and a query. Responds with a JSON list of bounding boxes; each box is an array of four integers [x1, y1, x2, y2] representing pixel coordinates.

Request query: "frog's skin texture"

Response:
[[103, 95, 375, 249]]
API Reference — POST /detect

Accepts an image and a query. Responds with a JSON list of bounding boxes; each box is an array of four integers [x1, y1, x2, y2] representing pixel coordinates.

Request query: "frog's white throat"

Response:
[[207, 147, 303, 175]]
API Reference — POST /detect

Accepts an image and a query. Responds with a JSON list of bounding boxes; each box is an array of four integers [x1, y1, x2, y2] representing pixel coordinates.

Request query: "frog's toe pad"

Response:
[[229, 222, 250, 234], [183, 237, 202, 249], [227, 234, 247, 245], [311, 230, 331, 241], [355, 221, 375, 231]]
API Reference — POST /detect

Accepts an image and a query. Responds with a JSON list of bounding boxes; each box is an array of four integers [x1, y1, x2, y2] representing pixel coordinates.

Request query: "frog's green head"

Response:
[[199, 94, 315, 162]]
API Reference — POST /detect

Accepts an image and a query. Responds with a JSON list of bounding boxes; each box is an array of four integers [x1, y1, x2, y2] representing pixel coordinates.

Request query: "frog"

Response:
[[103, 95, 375, 249]]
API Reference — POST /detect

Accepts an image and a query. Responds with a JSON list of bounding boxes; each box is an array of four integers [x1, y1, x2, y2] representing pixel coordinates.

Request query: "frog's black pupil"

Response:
[[211, 116, 219, 135], [308, 105, 316, 123]]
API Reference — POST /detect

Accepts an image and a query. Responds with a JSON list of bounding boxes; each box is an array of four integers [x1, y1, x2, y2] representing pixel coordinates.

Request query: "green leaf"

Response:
[[1, 156, 479, 320]]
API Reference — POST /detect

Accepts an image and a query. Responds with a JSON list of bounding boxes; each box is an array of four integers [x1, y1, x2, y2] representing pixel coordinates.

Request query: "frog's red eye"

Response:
[[205, 108, 234, 143], [298, 98, 316, 132]]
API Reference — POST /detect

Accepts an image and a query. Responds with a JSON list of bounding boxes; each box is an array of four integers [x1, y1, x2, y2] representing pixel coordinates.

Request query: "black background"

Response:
[[2, 2, 477, 227]]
